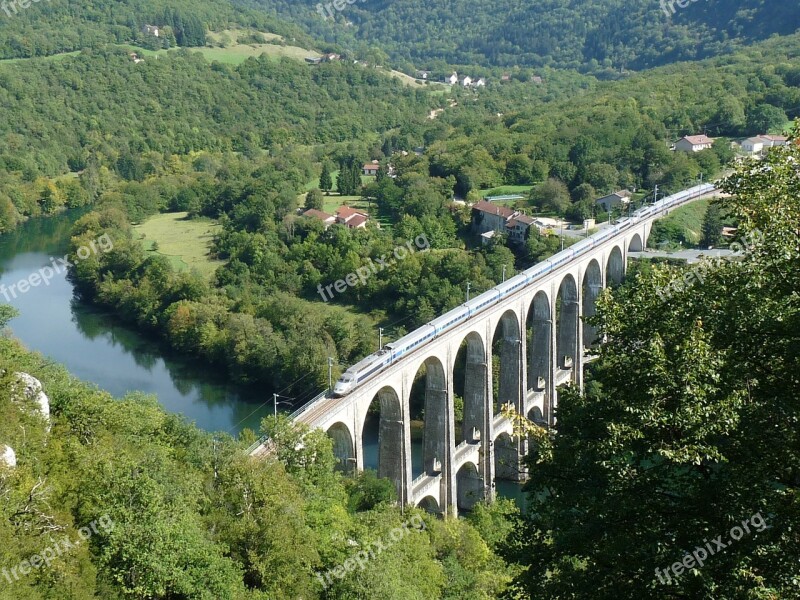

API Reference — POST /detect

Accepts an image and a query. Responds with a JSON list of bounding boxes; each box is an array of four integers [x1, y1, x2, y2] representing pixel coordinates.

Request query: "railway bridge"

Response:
[[250, 184, 716, 516]]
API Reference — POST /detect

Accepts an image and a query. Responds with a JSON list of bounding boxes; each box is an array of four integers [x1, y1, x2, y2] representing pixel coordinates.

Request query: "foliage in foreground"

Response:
[[506, 127, 800, 598], [0, 338, 517, 599]]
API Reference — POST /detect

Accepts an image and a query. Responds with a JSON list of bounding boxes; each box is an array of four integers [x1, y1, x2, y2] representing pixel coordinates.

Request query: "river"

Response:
[[0, 209, 270, 436]]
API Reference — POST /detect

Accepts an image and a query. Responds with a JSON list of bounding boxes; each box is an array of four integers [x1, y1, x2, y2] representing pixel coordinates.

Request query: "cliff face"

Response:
[[12, 372, 51, 423]]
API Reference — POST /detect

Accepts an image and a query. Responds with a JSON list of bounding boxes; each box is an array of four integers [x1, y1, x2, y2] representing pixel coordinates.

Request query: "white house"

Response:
[[462, 76, 473, 87], [142, 24, 159, 37], [474, 78, 486, 87], [446, 72, 458, 85], [761, 134, 788, 148], [741, 137, 765, 154], [675, 135, 714, 153]]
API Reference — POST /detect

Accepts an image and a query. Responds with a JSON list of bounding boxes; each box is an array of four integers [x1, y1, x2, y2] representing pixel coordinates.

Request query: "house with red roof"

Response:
[[335, 206, 369, 229], [471, 201, 536, 244]]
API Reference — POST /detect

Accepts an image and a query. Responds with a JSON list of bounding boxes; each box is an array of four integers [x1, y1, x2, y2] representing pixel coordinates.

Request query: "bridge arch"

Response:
[[409, 356, 448, 479], [582, 259, 603, 348], [453, 331, 487, 444], [526, 290, 551, 395], [362, 386, 404, 498], [327, 422, 355, 473], [417, 495, 441, 515], [628, 233, 644, 252], [494, 432, 517, 482], [492, 310, 522, 416], [606, 245, 624, 288], [456, 462, 484, 512], [556, 274, 580, 374]]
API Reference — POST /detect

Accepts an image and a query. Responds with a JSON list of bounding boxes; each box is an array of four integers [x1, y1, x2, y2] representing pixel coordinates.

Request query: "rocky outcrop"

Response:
[[12, 372, 50, 423], [1, 445, 16, 468]]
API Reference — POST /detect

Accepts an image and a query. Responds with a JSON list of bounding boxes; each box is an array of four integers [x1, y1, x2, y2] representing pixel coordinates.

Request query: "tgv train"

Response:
[[332, 183, 716, 397]]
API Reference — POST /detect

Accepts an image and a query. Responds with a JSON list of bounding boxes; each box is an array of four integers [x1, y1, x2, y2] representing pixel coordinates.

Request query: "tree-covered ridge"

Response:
[[250, 0, 800, 72], [0, 0, 312, 59], [506, 126, 800, 598], [0, 48, 436, 231]]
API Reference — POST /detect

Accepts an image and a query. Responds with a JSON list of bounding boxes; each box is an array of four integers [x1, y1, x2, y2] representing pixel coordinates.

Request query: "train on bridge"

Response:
[[332, 182, 716, 398]]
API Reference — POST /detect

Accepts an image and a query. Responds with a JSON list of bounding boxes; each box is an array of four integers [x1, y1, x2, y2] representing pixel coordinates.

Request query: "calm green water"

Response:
[[0, 210, 271, 436]]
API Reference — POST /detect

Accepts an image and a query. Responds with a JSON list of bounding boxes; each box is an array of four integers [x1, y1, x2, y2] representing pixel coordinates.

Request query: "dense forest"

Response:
[[250, 0, 800, 73]]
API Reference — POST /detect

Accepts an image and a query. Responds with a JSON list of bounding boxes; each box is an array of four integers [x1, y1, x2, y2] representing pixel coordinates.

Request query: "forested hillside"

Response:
[[0, 0, 312, 59], [251, 0, 799, 72]]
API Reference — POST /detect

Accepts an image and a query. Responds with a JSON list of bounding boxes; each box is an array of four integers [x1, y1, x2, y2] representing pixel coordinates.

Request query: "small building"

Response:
[[474, 78, 486, 87], [480, 230, 497, 246], [741, 137, 765, 154], [595, 190, 632, 213], [363, 163, 380, 176], [446, 72, 458, 85], [142, 24, 159, 37], [760, 134, 788, 148], [416, 70, 430, 80], [501, 74, 511, 82], [532, 217, 562, 234], [129, 52, 144, 64], [302, 208, 336, 228], [336, 206, 369, 229], [305, 56, 323, 65], [675, 135, 714, 153], [531, 75, 543, 84], [324, 53, 341, 62]]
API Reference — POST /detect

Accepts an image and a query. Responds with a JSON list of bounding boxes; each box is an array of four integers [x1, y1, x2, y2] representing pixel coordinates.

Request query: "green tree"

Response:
[[529, 178, 570, 214], [305, 188, 324, 210], [320, 162, 333, 194]]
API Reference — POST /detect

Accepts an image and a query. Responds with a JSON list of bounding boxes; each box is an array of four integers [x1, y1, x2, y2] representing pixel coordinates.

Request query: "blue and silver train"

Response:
[[332, 183, 716, 397]]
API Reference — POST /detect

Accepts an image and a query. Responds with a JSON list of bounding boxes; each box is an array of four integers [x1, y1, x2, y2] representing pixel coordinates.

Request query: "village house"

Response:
[[675, 134, 714, 153], [336, 206, 369, 229], [462, 76, 473, 87], [740, 134, 788, 154], [129, 53, 144, 64], [142, 24, 159, 37], [302, 208, 336, 228], [474, 78, 486, 87], [305, 56, 323, 65], [302, 205, 370, 229], [595, 190, 632, 213], [416, 70, 430, 80], [761, 134, 788, 147], [471, 201, 537, 244], [363, 162, 380, 176], [741, 136, 765, 154], [446, 72, 458, 85]]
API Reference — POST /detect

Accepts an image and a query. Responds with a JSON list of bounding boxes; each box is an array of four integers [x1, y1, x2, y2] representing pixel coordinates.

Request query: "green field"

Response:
[[480, 185, 533, 198], [134, 212, 224, 280]]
